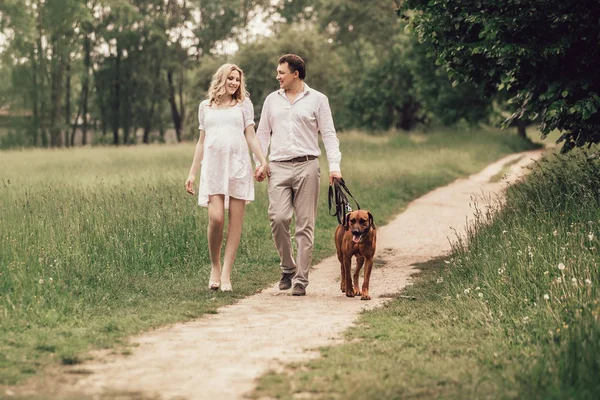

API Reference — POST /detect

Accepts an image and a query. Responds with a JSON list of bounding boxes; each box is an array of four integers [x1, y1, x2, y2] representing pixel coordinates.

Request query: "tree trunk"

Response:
[[92, 66, 108, 140], [143, 58, 162, 144], [49, 49, 65, 148], [122, 69, 134, 145], [30, 48, 41, 147], [64, 61, 71, 147], [112, 45, 121, 145], [178, 68, 185, 140], [167, 68, 183, 142], [398, 101, 420, 131], [516, 119, 528, 139], [36, 1, 48, 147], [70, 89, 84, 146], [82, 34, 91, 146]]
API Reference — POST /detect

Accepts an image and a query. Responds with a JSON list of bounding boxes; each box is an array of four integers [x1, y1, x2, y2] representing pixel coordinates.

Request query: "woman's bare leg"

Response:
[[220, 197, 246, 289], [207, 195, 225, 287]]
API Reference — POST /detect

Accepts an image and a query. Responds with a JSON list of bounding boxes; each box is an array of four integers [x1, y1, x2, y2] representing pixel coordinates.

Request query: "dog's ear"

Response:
[[368, 211, 376, 229], [345, 212, 351, 230]]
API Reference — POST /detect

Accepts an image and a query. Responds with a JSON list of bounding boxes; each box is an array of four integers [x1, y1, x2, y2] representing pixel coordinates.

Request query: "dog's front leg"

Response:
[[353, 256, 364, 296], [343, 255, 355, 297], [361, 257, 374, 300], [340, 260, 346, 293]]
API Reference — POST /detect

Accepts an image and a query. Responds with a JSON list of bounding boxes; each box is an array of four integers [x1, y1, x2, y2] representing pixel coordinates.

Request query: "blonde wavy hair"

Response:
[[207, 63, 248, 105]]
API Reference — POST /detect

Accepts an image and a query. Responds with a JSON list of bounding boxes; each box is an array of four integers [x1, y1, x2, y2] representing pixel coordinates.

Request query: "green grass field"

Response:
[[0, 128, 537, 385], [252, 149, 600, 400]]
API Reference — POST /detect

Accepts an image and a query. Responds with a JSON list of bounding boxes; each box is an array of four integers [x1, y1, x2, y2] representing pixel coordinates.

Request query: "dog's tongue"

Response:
[[352, 235, 361, 243]]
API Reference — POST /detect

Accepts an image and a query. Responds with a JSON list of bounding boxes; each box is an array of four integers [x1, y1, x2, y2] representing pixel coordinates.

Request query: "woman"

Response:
[[185, 64, 268, 292]]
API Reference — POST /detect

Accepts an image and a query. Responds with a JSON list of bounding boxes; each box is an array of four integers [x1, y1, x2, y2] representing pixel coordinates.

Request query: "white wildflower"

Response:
[[588, 233, 595, 241], [558, 262, 566, 271], [38, 279, 44, 284], [585, 279, 592, 286], [464, 288, 471, 294], [475, 286, 480, 291], [478, 292, 484, 298], [553, 230, 558, 236], [543, 294, 550, 300], [436, 277, 444, 284], [556, 277, 562, 283], [498, 267, 505, 275]]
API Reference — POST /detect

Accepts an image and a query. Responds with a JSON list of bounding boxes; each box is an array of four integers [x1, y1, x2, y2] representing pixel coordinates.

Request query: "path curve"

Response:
[[12, 150, 543, 400]]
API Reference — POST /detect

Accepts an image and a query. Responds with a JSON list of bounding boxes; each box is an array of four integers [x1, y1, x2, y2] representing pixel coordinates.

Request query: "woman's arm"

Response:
[[244, 125, 269, 181], [185, 130, 206, 195]]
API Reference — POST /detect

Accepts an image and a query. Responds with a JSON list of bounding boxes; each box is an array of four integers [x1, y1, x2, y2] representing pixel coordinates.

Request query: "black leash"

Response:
[[328, 178, 361, 228]]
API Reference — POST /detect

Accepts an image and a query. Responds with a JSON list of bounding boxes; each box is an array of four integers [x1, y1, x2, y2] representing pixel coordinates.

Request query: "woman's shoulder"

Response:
[[239, 97, 253, 107], [199, 99, 210, 108]]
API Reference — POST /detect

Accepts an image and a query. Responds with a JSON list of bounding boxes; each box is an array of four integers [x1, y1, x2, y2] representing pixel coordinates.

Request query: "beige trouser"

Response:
[[268, 159, 320, 288]]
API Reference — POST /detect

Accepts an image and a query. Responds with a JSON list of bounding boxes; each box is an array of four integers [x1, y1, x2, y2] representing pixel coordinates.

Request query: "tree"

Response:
[[400, 0, 600, 151], [233, 24, 347, 125]]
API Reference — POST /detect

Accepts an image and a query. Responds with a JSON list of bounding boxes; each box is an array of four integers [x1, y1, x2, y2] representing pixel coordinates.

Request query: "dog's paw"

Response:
[[345, 290, 355, 298], [353, 287, 361, 296], [360, 292, 371, 300]]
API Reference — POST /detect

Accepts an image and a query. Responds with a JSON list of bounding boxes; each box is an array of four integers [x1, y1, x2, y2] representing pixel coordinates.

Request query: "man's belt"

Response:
[[275, 155, 318, 163]]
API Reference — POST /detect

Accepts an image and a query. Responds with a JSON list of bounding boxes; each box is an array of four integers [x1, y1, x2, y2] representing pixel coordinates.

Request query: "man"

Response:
[[255, 54, 343, 296]]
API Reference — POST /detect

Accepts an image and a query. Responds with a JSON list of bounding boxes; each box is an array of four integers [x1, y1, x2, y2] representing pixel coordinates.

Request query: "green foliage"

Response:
[[273, 0, 322, 23], [345, 40, 422, 131], [401, 0, 600, 151], [233, 24, 347, 120], [310, 0, 493, 131], [0, 0, 271, 147], [345, 34, 493, 131]]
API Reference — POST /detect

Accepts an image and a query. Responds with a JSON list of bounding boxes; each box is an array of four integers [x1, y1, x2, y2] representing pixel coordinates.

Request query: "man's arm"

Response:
[[254, 97, 272, 166], [317, 95, 342, 179]]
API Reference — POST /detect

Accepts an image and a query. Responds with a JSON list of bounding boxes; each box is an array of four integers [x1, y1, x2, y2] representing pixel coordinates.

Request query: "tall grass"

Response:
[[0, 129, 536, 385], [448, 150, 600, 398], [253, 148, 599, 400]]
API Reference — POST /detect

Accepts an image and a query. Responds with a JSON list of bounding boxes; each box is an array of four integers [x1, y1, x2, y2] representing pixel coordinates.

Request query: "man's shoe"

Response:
[[292, 283, 306, 296], [279, 272, 294, 290]]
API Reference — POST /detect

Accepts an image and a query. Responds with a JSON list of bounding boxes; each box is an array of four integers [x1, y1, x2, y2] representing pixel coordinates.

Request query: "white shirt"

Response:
[[255, 83, 342, 172]]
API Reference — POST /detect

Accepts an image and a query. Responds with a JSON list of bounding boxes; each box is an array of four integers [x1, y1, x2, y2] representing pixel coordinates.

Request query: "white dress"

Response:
[[197, 98, 255, 208]]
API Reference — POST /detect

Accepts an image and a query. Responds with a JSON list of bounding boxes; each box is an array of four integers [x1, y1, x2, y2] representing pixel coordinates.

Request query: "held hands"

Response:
[[254, 164, 270, 182], [185, 175, 196, 195], [329, 171, 342, 185]]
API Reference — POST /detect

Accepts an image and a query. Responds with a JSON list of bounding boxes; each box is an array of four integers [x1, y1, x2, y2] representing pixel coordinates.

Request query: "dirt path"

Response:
[[11, 150, 542, 400]]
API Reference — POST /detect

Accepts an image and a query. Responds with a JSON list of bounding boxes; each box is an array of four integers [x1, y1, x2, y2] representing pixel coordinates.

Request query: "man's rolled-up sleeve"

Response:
[[317, 95, 341, 173], [254, 97, 272, 165]]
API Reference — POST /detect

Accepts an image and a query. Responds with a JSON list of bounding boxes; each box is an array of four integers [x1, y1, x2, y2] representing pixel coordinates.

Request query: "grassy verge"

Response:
[[0, 128, 537, 385], [252, 149, 599, 399]]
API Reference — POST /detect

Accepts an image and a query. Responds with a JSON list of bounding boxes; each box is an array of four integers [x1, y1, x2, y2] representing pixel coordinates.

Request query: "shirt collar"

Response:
[[278, 82, 311, 98]]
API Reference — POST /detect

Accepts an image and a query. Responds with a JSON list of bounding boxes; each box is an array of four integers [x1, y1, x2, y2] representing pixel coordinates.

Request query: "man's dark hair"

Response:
[[278, 54, 306, 80]]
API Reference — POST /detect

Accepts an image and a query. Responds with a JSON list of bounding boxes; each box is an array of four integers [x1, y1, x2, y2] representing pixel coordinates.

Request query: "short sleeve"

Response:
[[241, 98, 255, 129], [198, 100, 208, 130]]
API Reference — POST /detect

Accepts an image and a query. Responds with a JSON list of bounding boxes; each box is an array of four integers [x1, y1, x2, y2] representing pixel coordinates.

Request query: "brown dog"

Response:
[[334, 210, 377, 300]]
